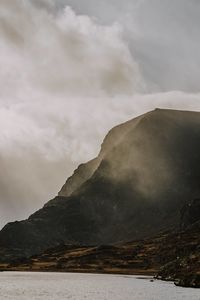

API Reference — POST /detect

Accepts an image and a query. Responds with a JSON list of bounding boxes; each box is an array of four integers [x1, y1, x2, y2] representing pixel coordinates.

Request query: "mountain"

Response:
[[1, 108, 200, 261]]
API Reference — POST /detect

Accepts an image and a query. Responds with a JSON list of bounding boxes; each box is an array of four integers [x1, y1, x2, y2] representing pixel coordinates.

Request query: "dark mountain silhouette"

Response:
[[1, 108, 200, 261]]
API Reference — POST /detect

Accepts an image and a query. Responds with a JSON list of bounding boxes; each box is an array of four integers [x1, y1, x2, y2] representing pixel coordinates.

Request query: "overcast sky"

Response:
[[0, 0, 200, 228]]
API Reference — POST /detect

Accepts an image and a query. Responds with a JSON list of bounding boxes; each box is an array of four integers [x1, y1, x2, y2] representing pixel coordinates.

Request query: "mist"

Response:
[[0, 0, 200, 228]]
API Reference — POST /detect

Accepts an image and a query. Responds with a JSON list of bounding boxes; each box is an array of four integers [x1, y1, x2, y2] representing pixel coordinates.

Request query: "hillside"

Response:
[[1, 221, 199, 288]]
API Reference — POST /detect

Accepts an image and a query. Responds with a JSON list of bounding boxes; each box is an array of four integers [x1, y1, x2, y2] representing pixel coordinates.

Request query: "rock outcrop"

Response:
[[180, 199, 200, 228]]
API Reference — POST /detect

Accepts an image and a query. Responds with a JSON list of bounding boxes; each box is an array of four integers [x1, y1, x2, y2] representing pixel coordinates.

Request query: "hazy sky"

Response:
[[0, 0, 200, 228]]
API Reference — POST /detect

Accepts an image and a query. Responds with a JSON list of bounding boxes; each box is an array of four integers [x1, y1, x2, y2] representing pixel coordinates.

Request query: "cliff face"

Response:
[[58, 158, 100, 198], [1, 109, 200, 261], [55, 112, 142, 199]]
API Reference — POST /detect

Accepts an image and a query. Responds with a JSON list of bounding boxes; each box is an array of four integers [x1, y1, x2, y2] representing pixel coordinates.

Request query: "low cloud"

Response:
[[0, 0, 200, 228]]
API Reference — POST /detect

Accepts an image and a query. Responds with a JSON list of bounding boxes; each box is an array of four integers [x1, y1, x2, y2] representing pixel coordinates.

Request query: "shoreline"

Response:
[[1, 264, 199, 288], [0, 267, 196, 288]]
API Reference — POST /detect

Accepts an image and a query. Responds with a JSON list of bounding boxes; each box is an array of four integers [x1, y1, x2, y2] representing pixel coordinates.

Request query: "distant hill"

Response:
[[1, 108, 200, 261]]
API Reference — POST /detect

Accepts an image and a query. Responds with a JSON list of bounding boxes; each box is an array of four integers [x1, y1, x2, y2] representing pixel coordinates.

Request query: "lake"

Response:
[[0, 272, 199, 299]]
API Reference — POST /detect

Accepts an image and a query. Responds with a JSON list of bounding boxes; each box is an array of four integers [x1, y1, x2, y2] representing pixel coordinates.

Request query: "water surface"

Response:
[[0, 272, 199, 299]]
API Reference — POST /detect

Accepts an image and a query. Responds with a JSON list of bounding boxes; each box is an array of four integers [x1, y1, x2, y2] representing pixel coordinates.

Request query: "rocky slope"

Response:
[[1, 109, 200, 261], [156, 201, 200, 288], [157, 225, 200, 288]]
